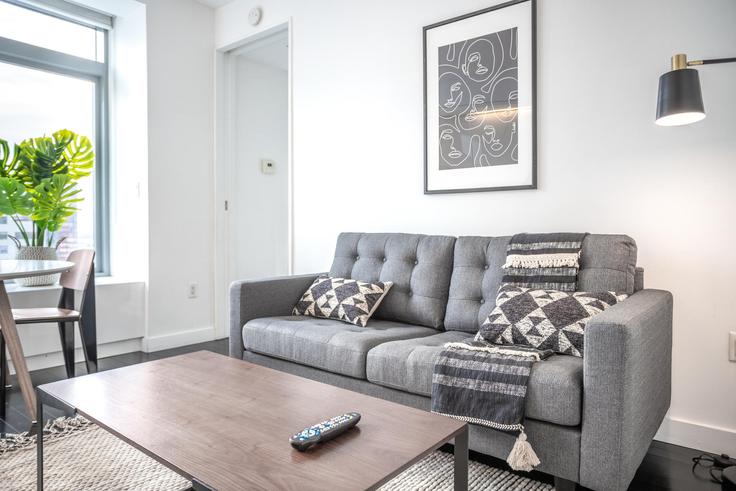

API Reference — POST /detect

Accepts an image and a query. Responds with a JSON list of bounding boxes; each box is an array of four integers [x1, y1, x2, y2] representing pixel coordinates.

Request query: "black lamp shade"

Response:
[[655, 68, 705, 126]]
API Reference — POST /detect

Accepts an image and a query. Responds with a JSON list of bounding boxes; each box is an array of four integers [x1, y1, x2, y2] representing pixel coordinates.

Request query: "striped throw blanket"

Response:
[[431, 341, 553, 471], [502, 232, 587, 292]]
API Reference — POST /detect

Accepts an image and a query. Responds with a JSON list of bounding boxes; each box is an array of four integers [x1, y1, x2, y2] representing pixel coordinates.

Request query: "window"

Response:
[[0, 0, 110, 273]]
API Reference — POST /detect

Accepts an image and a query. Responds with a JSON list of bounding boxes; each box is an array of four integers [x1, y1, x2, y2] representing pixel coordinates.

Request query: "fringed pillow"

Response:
[[293, 276, 393, 327], [477, 284, 628, 357]]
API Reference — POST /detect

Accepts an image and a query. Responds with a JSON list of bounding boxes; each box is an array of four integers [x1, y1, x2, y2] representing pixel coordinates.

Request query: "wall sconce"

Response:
[[655, 53, 736, 126]]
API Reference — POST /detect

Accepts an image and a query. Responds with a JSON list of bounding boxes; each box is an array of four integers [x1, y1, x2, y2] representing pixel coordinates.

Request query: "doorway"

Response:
[[214, 22, 292, 339]]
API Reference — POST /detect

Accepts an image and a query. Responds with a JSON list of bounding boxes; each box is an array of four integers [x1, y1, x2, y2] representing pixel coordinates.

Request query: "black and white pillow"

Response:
[[477, 284, 628, 357], [293, 276, 393, 327]]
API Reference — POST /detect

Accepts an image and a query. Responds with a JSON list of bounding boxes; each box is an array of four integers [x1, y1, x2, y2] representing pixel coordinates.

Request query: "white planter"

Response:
[[15, 246, 60, 287]]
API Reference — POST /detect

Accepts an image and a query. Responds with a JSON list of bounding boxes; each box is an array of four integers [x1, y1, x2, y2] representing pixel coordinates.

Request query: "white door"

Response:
[[229, 31, 290, 282]]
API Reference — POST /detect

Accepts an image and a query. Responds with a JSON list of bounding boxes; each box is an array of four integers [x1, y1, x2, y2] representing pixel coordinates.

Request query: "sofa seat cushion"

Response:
[[366, 333, 584, 426], [242, 316, 436, 379]]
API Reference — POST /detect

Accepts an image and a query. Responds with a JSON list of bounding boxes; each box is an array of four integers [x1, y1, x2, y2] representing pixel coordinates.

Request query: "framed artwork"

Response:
[[423, 0, 536, 194]]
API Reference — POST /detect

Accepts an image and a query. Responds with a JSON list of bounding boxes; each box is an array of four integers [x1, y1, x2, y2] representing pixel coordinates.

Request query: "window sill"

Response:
[[5, 275, 144, 294]]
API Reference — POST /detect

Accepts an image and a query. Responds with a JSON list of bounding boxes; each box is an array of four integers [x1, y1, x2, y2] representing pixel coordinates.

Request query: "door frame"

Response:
[[213, 20, 294, 340]]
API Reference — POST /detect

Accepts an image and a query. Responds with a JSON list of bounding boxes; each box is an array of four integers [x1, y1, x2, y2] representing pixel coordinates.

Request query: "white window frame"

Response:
[[0, 0, 111, 273]]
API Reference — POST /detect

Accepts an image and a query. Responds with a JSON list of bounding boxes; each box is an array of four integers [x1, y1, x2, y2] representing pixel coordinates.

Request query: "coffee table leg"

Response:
[[37, 392, 43, 491], [454, 425, 468, 491]]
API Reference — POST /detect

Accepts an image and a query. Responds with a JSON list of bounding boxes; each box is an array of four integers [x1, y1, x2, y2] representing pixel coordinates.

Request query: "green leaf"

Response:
[[0, 139, 22, 179], [32, 174, 82, 233], [0, 176, 33, 216], [18, 133, 72, 186], [5, 129, 93, 240], [55, 129, 93, 180]]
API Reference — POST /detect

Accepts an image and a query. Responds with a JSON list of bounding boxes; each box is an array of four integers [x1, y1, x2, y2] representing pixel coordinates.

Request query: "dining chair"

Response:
[[0, 250, 97, 420], [12, 249, 97, 378]]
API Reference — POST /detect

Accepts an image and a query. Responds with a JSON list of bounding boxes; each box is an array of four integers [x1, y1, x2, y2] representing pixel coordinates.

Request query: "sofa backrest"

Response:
[[329, 233, 456, 329], [443, 234, 639, 333]]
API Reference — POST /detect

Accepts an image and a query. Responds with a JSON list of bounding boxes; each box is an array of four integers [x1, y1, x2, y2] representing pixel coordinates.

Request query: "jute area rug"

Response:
[[0, 417, 553, 490]]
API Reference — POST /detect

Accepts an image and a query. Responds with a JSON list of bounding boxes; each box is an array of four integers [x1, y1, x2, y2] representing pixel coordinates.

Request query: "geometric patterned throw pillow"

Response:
[[477, 284, 628, 357], [292, 276, 393, 327]]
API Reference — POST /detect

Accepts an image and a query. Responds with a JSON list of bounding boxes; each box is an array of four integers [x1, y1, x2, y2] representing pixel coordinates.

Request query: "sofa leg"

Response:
[[554, 476, 577, 491]]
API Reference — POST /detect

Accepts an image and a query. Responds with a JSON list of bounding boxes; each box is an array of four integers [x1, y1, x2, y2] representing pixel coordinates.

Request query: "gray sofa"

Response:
[[229, 233, 673, 491]]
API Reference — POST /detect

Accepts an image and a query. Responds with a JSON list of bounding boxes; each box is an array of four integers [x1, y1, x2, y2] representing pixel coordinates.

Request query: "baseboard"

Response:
[[9, 338, 143, 373], [655, 416, 736, 455], [143, 326, 216, 353]]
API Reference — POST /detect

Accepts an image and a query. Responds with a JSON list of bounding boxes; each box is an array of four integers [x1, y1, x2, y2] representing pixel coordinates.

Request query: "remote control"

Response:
[[290, 412, 361, 451]]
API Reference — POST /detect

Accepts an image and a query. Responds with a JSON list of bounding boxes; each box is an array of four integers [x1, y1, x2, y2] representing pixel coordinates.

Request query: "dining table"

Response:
[[0, 260, 74, 422]]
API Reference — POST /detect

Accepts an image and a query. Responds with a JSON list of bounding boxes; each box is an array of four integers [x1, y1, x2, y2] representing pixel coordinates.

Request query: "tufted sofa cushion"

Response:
[[329, 233, 456, 329], [444, 234, 639, 333]]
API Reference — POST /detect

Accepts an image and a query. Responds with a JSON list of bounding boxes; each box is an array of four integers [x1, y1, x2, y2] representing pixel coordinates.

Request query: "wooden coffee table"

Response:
[[36, 351, 468, 490]]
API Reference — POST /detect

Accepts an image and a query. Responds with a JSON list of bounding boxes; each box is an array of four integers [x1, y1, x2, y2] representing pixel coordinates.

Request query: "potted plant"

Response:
[[0, 129, 93, 286]]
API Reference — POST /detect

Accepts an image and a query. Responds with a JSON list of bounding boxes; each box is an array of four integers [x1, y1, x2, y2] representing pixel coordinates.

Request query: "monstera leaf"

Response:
[[17, 129, 92, 186], [32, 174, 82, 234], [0, 177, 33, 216], [1, 130, 93, 247], [18, 133, 71, 185], [56, 129, 93, 180], [0, 139, 22, 179]]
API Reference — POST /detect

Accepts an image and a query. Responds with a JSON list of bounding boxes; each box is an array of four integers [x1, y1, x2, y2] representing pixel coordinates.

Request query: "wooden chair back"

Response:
[[60, 249, 96, 292]]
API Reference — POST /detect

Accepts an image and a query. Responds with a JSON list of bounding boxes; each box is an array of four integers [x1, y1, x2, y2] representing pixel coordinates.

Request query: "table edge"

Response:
[[0, 261, 74, 280], [365, 423, 467, 490], [37, 385, 197, 485]]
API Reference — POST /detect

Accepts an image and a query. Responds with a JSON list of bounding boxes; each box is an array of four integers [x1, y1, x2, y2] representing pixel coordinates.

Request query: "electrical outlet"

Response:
[[730, 331, 736, 362], [188, 282, 198, 299]]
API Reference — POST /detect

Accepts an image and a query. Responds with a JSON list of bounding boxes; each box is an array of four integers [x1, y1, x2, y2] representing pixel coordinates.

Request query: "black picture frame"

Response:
[[423, 0, 537, 194]]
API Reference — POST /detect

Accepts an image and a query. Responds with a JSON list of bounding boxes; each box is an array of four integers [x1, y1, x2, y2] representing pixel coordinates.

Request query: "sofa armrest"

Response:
[[580, 289, 673, 491], [229, 273, 320, 358]]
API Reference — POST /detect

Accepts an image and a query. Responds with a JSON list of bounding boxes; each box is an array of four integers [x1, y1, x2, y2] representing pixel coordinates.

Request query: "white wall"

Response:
[[230, 57, 288, 281], [10, 0, 149, 372], [216, 0, 736, 453], [10, 280, 145, 371], [9, 0, 218, 368], [141, 0, 217, 349]]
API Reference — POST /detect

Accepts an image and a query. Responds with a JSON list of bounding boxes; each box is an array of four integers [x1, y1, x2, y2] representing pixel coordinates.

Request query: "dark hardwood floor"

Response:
[[0, 339, 723, 490]]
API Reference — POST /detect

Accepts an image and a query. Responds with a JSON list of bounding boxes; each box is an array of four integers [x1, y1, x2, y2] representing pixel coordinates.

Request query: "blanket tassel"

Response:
[[506, 429, 540, 472]]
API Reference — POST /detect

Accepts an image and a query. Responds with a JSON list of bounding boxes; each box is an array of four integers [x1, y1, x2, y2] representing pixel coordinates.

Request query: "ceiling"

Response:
[[193, 0, 234, 8]]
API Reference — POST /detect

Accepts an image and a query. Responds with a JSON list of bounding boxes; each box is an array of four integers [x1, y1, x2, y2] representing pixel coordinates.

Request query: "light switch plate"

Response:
[[730, 331, 736, 362], [261, 159, 276, 174]]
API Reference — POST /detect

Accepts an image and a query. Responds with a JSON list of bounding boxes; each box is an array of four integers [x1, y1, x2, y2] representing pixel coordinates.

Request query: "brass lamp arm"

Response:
[[671, 53, 736, 70], [688, 57, 736, 66]]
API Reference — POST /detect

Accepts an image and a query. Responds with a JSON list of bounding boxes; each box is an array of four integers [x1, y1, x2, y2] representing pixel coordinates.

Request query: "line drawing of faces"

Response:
[[438, 71, 471, 117], [487, 72, 519, 123], [459, 93, 489, 131], [436, 27, 519, 170], [461, 38, 498, 83], [508, 29, 517, 61], [480, 121, 516, 159], [439, 41, 465, 68], [439, 122, 474, 168]]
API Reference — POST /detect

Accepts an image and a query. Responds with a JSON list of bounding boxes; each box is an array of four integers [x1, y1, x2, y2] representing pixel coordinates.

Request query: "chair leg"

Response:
[[78, 319, 97, 374], [79, 272, 98, 374], [57, 322, 75, 378], [0, 334, 6, 420]]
